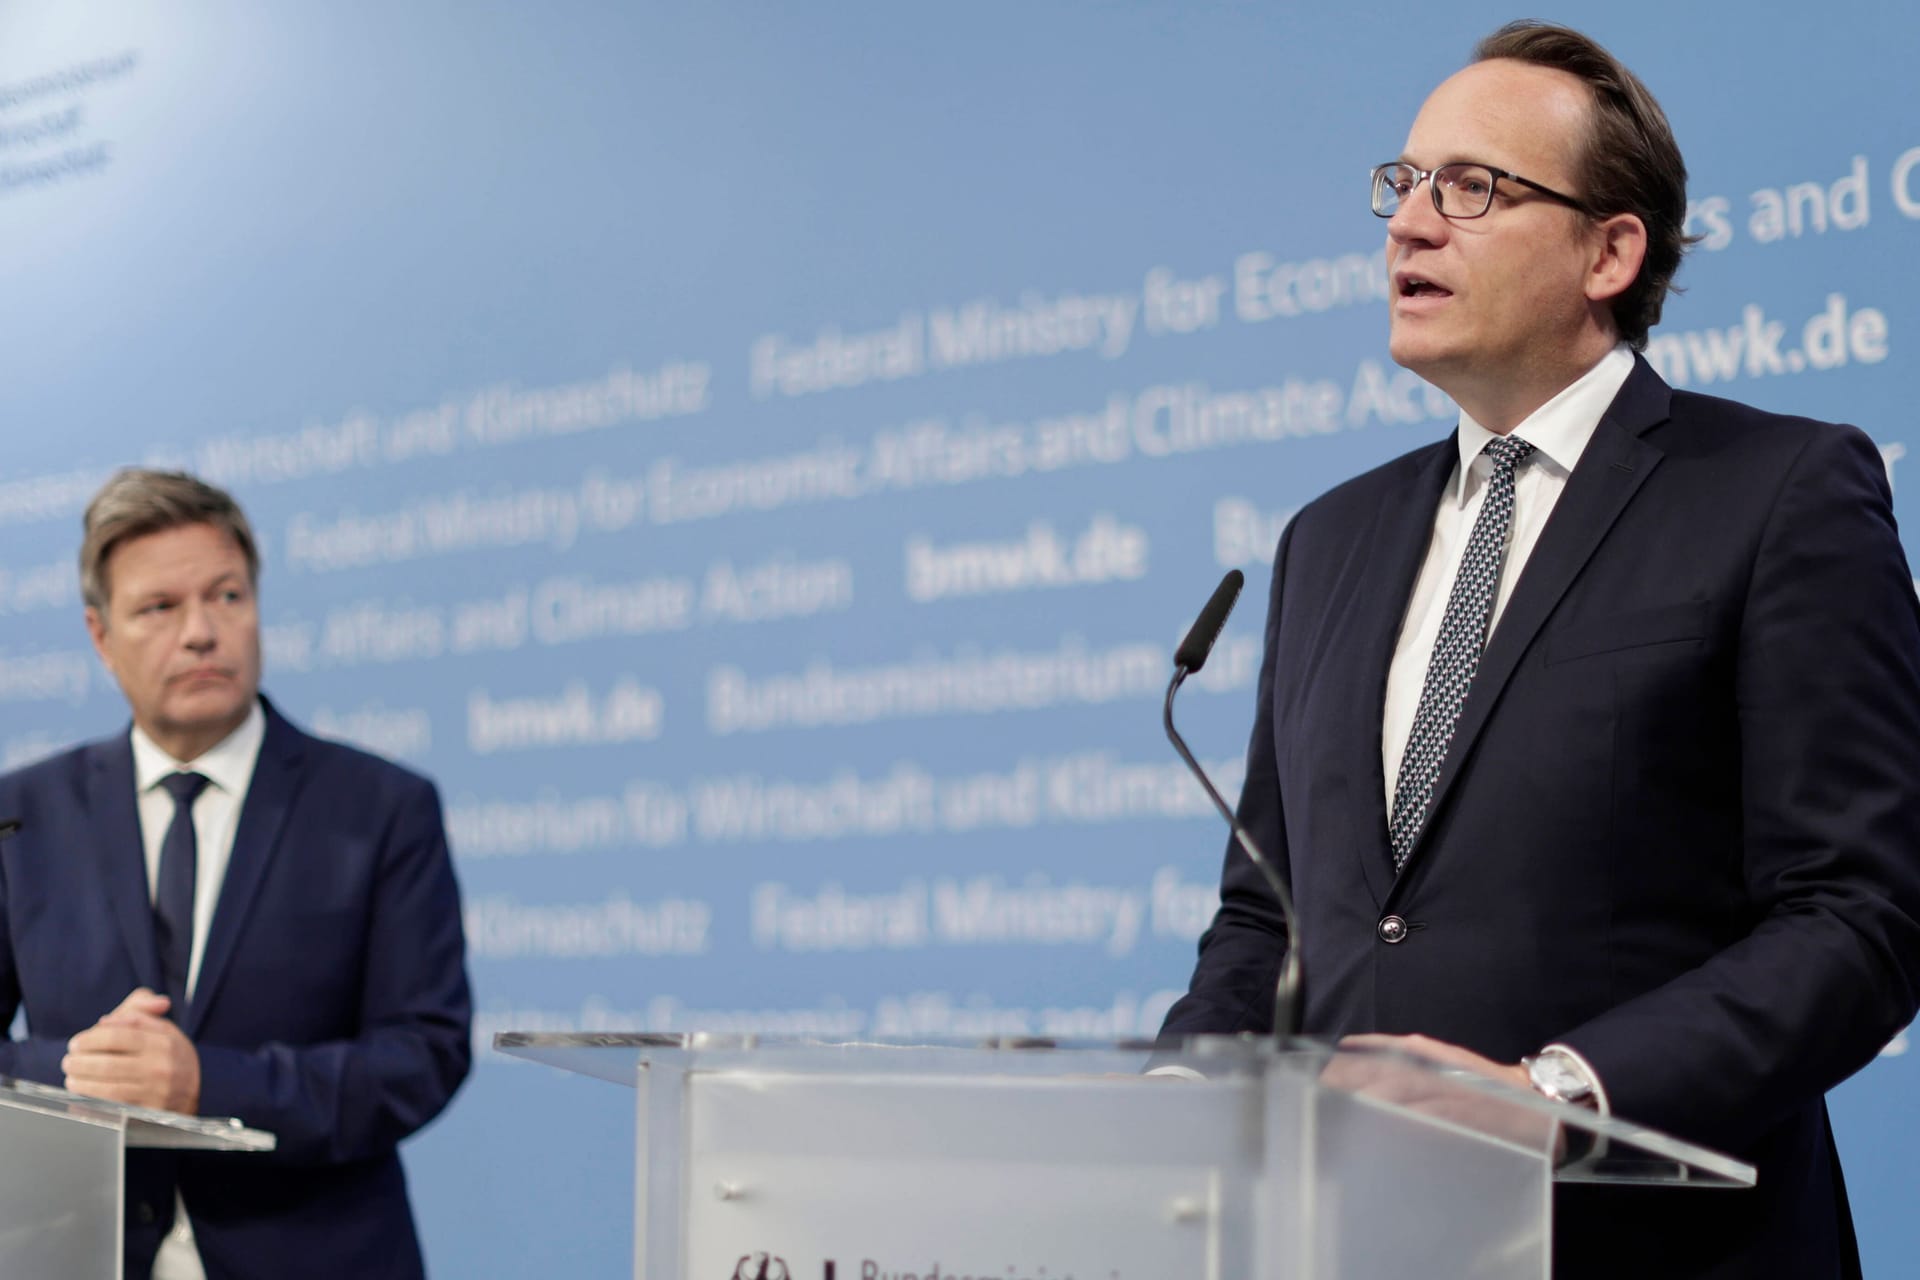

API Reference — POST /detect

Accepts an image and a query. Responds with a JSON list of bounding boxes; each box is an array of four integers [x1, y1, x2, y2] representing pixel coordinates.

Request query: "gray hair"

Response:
[[80, 468, 260, 612]]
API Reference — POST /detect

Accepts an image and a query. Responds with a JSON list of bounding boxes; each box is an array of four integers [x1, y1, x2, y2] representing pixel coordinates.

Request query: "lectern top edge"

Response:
[[0, 1076, 276, 1152], [490, 1030, 1755, 1189]]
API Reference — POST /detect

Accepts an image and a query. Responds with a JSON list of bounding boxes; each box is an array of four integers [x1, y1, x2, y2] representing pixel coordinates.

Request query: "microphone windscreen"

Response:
[[1174, 569, 1245, 673]]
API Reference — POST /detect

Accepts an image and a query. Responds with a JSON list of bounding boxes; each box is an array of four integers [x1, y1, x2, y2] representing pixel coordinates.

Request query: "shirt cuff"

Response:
[[1144, 1064, 1207, 1082]]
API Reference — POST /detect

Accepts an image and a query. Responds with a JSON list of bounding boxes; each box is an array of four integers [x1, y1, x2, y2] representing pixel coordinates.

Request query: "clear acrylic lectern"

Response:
[[0, 1076, 275, 1279], [495, 1033, 1753, 1280]]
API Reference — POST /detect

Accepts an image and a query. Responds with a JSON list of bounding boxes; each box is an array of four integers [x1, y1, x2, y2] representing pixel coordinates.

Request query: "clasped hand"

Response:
[[62, 987, 201, 1115]]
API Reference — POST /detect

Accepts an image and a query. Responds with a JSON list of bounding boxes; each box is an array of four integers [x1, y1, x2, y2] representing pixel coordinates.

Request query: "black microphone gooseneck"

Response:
[[1162, 569, 1303, 1039]]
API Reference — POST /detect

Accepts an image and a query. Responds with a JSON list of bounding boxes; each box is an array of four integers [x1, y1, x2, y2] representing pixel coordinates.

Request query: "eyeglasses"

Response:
[[1370, 161, 1593, 220]]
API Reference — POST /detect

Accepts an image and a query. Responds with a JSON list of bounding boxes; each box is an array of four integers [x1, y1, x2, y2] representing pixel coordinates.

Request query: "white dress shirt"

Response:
[[129, 700, 266, 1280]]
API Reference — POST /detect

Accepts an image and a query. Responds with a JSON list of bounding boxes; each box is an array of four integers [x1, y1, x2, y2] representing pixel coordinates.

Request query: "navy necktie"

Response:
[[1388, 434, 1535, 871], [155, 771, 210, 1015]]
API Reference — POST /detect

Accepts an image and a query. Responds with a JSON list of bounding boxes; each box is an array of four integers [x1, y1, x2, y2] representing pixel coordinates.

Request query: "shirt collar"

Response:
[[1448, 344, 1636, 505], [131, 699, 267, 797]]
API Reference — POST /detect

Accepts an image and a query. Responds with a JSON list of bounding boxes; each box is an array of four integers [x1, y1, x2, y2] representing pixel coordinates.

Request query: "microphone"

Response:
[[1163, 569, 1302, 1039]]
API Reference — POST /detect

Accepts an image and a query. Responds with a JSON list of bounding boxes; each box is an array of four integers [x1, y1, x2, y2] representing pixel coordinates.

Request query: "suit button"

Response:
[[135, 1201, 157, 1225], [1377, 915, 1408, 944]]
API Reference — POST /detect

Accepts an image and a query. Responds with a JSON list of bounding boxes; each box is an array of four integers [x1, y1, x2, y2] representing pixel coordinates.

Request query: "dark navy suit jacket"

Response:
[[1161, 360, 1920, 1279], [0, 698, 471, 1280]]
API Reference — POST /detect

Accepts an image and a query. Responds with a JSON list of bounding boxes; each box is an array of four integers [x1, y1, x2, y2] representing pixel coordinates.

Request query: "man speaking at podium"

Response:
[[0, 469, 471, 1279], [1161, 22, 1920, 1279]]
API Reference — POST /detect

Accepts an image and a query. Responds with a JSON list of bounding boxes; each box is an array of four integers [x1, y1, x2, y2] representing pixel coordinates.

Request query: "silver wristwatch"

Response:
[[1522, 1049, 1598, 1108]]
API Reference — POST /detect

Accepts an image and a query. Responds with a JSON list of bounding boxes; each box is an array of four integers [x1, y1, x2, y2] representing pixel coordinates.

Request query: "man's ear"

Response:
[[1586, 212, 1649, 305], [85, 605, 114, 674]]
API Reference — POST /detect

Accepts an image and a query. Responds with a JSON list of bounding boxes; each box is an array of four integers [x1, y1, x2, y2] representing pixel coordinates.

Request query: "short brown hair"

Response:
[[80, 469, 260, 612], [1474, 21, 1696, 349]]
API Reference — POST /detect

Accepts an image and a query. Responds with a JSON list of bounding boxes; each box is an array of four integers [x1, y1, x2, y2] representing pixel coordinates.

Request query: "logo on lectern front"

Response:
[[732, 1253, 790, 1280]]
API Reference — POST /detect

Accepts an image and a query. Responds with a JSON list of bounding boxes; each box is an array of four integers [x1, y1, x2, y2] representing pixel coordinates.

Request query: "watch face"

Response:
[[1529, 1055, 1592, 1102]]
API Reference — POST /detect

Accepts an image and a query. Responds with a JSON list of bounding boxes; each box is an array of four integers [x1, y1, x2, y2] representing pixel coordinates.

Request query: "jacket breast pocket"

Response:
[[1541, 600, 1710, 666]]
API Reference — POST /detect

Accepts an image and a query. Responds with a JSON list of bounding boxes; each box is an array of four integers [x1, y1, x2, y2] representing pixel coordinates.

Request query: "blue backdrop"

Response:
[[3, 2, 1915, 1275]]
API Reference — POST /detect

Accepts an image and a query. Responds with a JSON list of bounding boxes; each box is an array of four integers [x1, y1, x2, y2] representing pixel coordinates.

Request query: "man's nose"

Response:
[[179, 601, 218, 649], [1387, 179, 1448, 245]]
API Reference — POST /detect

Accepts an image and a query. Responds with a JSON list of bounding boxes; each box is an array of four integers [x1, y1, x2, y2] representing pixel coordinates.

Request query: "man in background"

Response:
[[0, 468, 471, 1279], [1162, 22, 1920, 1278]]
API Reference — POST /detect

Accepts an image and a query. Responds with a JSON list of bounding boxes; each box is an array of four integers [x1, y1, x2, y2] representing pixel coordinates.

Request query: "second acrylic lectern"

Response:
[[496, 1032, 1753, 1280]]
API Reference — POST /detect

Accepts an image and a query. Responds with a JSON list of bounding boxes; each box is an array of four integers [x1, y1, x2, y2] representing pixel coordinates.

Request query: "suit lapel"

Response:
[[85, 734, 166, 992], [186, 703, 306, 1035], [1390, 360, 1672, 884], [1339, 438, 1459, 906]]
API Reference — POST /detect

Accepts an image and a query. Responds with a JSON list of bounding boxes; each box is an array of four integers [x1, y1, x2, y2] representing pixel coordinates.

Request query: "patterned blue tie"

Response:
[[1388, 434, 1535, 871], [155, 771, 210, 1014]]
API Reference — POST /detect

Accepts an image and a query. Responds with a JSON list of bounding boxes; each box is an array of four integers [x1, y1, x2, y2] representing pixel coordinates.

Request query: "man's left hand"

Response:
[[1339, 1032, 1531, 1091], [62, 987, 201, 1114], [1319, 1032, 1563, 1155]]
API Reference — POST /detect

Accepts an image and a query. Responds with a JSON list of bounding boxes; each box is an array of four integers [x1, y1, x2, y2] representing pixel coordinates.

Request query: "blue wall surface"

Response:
[[3, 3, 1916, 1275]]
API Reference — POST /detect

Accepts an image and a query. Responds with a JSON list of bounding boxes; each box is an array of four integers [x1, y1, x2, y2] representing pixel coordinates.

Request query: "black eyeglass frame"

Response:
[[1370, 161, 1596, 220]]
